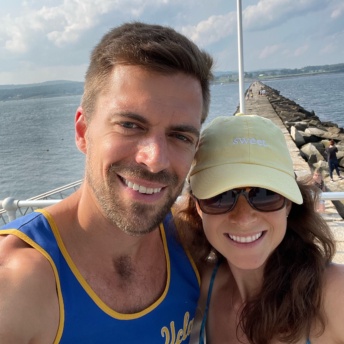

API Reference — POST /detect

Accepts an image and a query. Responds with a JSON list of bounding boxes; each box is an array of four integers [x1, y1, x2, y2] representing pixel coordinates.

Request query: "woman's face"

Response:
[[196, 189, 292, 271]]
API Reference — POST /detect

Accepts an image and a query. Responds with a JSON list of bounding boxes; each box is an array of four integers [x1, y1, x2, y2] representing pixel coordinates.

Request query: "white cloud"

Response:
[[320, 29, 344, 55], [293, 44, 309, 57], [0, 0, 343, 84], [0, 0, 167, 52], [4, 20, 28, 53], [244, 0, 324, 31], [331, 2, 344, 19], [320, 43, 336, 55], [40, 0, 119, 46], [258, 44, 280, 59], [181, 12, 236, 47]]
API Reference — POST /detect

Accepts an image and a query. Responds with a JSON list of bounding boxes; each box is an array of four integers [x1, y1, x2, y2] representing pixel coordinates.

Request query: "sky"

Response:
[[0, 0, 343, 85]]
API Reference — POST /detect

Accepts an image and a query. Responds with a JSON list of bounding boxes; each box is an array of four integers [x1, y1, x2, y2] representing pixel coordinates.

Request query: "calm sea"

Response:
[[263, 73, 344, 127], [0, 72, 343, 200]]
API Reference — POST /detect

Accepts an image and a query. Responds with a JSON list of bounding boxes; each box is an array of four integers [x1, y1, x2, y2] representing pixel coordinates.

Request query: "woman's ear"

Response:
[[75, 106, 87, 154], [194, 198, 203, 219], [286, 200, 292, 217]]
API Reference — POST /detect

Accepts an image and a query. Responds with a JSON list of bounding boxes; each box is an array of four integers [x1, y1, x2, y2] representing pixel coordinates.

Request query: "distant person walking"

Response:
[[312, 168, 326, 212], [326, 139, 343, 182]]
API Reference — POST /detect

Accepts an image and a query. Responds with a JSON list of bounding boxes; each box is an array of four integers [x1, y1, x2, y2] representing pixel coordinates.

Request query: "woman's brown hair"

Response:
[[174, 181, 335, 343]]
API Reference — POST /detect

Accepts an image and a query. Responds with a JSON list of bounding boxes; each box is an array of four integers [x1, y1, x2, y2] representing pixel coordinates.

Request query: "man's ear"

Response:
[[75, 106, 87, 154]]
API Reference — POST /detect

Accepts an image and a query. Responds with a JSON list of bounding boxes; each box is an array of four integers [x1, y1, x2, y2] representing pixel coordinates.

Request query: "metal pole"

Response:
[[237, 0, 245, 114], [1, 198, 61, 222], [1, 197, 17, 222]]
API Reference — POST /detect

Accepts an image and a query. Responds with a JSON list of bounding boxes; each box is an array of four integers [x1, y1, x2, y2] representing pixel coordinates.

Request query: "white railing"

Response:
[[320, 192, 344, 201], [1, 190, 344, 226], [0, 180, 82, 225]]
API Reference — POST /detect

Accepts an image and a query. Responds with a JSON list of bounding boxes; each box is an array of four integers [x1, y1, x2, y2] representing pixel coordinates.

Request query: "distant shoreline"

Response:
[[0, 65, 343, 101], [0, 81, 84, 102], [257, 70, 342, 81], [213, 69, 344, 85]]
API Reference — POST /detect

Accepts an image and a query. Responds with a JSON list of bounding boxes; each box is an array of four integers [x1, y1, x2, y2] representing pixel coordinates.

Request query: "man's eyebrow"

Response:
[[116, 112, 200, 138], [170, 124, 200, 138], [116, 112, 149, 124]]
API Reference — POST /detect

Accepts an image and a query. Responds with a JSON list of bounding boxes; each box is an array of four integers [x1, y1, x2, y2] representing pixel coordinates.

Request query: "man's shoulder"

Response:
[[1, 211, 45, 230], [0, 225, 57, 317], [0, 230, 59, 343], [0, 223, 51, 271], [0, 211, 58, 287]]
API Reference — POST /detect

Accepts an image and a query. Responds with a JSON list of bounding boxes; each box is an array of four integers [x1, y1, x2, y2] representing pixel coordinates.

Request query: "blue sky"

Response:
[[0, 0, 343, 85]]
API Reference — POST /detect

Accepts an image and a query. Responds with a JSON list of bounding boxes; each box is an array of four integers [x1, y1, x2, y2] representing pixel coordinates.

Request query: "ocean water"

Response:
[[0, 73, 343, 200], [0, 96, 85, 200], [264, 73, 344, 128]]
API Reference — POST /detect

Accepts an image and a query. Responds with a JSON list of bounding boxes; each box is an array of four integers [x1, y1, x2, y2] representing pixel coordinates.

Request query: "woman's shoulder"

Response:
[[324, 263, 344, 290], [321, 264, 344, 341], [324, 263, 344, 282]]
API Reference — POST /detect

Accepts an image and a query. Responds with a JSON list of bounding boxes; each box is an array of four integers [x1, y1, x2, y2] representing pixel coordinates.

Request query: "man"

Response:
[[0, 22, 213, 343]]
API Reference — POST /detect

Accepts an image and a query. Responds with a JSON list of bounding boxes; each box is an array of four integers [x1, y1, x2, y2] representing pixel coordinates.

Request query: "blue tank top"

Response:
[[1, 209, 200, 343]]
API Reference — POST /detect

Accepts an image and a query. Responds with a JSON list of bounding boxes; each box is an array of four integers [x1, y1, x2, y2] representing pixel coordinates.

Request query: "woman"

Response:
[[326, 139, 343, 182], [174, 115, 344, 344]]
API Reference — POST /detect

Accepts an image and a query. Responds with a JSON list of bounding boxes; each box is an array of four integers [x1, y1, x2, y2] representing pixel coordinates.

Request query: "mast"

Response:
[[236, 0, 245, 113]]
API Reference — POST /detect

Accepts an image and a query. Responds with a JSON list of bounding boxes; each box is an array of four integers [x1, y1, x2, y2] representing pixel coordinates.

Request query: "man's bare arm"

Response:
[[0, 235, 59, 344]]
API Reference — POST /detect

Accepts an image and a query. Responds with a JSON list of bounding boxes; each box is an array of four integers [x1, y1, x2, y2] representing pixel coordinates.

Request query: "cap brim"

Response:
[[189, 163, 303, 204]]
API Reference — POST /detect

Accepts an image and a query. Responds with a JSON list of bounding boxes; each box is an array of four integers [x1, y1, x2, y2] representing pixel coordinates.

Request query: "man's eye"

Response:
[[120, 122, 139, 129], [172, 133, 194, 144]]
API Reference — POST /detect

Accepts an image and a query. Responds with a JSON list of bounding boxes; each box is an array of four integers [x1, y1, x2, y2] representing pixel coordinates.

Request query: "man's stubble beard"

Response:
[[86, 160, 184, 236]]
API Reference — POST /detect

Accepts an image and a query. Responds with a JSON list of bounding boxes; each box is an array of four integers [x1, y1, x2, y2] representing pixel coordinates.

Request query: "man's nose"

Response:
[[135, 135, 170, 173]]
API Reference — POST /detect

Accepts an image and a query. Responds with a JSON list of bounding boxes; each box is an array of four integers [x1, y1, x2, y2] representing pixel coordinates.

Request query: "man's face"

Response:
[[78, 65, 203, 235]]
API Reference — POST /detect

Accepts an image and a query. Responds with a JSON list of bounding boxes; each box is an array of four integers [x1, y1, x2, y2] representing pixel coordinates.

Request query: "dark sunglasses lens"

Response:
[[199, 190, 236, 214], [249, 188, 285, 211]]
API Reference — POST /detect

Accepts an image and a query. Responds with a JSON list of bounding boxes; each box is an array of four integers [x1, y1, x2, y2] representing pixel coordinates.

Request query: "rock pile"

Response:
[[261, 83, 344, 175], [259, 81, 344, 218]]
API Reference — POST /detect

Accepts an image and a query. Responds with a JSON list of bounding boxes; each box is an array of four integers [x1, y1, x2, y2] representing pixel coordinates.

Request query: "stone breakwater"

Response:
[[256, 81, 344, 217], [261, 82, 344, 175], [245, 81, 344, 263]]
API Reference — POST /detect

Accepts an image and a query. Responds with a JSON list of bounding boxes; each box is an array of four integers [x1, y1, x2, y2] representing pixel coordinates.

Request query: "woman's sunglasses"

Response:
[[194, 187, 286, 215]]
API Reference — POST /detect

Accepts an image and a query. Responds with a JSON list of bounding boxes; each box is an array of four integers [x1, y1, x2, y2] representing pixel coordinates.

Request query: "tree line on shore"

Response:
[[0, 62, 343, 101], [0, 81, 84, 101], [214, 62, 344, 84]]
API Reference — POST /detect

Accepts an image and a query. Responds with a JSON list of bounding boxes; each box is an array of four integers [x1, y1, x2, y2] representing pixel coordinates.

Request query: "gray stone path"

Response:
[[242, 81, 344, 264]]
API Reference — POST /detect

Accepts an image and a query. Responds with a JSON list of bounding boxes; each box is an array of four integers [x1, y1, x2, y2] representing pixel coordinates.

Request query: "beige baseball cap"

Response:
[[188, 114, 303, 204]]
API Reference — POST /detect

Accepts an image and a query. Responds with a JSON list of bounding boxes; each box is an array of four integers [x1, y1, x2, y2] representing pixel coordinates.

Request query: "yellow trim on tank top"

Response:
[[40, 208, 172, 320], [0, 226, 64, 344]]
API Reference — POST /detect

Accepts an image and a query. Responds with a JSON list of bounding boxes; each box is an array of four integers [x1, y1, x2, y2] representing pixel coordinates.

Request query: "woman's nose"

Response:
[[227, 195, 257, 224]]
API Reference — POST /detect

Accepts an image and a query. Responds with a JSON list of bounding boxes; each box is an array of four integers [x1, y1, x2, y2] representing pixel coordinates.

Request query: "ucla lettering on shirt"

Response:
[[161, 311, 194, 344]]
